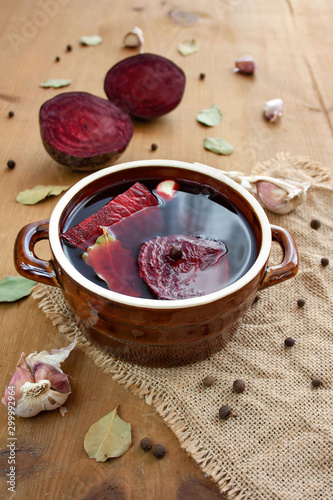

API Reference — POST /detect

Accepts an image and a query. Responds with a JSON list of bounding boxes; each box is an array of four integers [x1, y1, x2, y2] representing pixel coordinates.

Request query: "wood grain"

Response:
[[0, 0, 332, 498]]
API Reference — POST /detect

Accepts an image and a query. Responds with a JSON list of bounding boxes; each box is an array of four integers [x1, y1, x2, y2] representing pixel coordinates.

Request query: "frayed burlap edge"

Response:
[[32, 153, 332, 499], [252, 151, 333, 187]]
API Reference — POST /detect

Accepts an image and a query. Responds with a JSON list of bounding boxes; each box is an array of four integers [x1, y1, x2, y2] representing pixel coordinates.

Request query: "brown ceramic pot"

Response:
[[14, 160, 298, 367]]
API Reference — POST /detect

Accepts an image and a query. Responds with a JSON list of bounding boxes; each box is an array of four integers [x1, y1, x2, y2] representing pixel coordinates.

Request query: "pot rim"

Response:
[[49, 159, 272, 309]]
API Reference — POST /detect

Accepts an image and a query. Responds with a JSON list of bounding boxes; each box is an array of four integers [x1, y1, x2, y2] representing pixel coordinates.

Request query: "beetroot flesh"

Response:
[[138, 235, 228, 300], [39, 92, 133, 171], [104, 53, 186, 119], [62, 182, 158, 249], [83, 238, 141, 298]]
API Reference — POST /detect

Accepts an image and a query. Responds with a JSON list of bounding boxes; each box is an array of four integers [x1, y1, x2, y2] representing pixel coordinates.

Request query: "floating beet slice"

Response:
[[39, 92, 133, 171], [83, 234, 141, 297], [104, 53, 186, 119], [62, 182, 158, 249], [138, 235, 228, 300]]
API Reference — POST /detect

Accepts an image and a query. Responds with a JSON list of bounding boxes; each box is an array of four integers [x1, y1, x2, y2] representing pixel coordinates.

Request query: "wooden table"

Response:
[[1, 1, 332, 498]]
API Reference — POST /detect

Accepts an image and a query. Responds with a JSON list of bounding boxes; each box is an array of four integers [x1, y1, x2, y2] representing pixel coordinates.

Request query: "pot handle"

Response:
[[14, 219, 61, 288], [259, 224, 299, 290]]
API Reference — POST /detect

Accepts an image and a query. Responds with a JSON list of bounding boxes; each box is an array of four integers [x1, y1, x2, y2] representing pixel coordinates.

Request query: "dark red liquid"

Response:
[[62, 179, 258, 299]]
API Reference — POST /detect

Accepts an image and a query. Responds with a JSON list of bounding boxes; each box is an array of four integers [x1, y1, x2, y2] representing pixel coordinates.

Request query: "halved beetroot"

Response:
[[104, 53, 186, 119], [39, 92, 133, 171], [62, 182, 158, 249], [138, 235, 228, 300]]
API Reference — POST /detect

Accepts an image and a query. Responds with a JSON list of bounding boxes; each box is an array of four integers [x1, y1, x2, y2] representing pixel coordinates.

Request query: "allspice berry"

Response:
[[8, 111, 15, 118], [151, 143, 158, 151], [7, 160, 16, 170], [152, 444, 166, 459], [297, 298, 305, 308], [284, 337, 295, 347], [233, 379, 245, 394], [321, 257, 329, 267], [310, 219, 321, 230], [219, 405, 232, 420], [140, 437, 152, 452], [311, 378, 322, 388], [202, 376, 215, 387]]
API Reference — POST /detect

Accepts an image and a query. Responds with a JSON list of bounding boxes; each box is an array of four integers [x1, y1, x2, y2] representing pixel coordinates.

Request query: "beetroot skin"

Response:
[[39, 92, 133, 171], [62, 182, 158, 249], [104, 53, 186, 119]]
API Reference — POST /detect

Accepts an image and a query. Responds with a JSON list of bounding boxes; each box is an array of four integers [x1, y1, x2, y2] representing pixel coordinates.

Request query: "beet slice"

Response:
[[83, 235, 141, 297], [104, 53, 186, 119], [62, 182, 158, 249], [39, 92, 133, 171], [138, 235, 228, 300]]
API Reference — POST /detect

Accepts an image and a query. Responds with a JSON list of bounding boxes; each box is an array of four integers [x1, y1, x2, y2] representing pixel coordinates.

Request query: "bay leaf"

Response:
[[197, 105, 222, 127], [40, 79, 72, 88], [204, 137, 234, 155], [0, 276, 36, 302], [17, 185, 70, 205], [84, 407, 132, 462], [177, 38, 199, 56], [80, 35, 103, 46]]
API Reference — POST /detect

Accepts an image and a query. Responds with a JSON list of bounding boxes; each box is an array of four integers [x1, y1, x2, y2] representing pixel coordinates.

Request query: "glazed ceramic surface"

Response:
[[14, 160, 298, 366]]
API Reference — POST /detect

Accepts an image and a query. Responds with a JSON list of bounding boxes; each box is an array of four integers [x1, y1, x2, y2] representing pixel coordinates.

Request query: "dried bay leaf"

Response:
[[80, 35, 103, 46], [197, 105, 222, 127], [204, 137, 233, 155], [0, 276, 36, 302], [40, 79, 72, 88], [17, 185, 70, 205], [177, 38, 199, 56], [84, 407, 132, 462]]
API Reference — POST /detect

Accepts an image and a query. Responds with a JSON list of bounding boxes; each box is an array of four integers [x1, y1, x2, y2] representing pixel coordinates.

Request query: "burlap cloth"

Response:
[[32, 153, 333, 500]]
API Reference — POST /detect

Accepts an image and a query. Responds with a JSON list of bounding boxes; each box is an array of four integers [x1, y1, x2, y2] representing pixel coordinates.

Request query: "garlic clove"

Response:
[[255, 178, 310, 214], [123, 27, 144, 52], [15, 380, 70, 418], [263, 98, 283, 122], [34, 364, 71, 393], [2, 353, 34, 406], [235, 55, 257, 75]]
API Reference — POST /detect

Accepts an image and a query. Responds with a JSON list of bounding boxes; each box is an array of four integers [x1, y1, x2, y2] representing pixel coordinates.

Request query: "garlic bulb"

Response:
[[193, 164, 310, 214], [2, 341, 76, 418], [263, 98, 283, 122], [235, 55, 257, 75], [224, 172, 310, 214], [123, 27, 144, 52]]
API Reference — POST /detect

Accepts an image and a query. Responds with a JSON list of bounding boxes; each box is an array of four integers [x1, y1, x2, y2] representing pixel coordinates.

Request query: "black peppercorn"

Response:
[[151, 143, 158, 151], [7, 160, 16, 169], [297, 298, 305, 308], [140, 437, 152, 452], [284, 337, 295, 347], [55, 56, 60, 62], [233, 379, 245, 394], [66, 44, 72, 52], [219, 405, 232, 420], [202, 376, 215, 387], [310, 219, 321, 230], [153, 444, 166, 459], [311, 378, 322, 388], [8, 111, 15, 118], [169, 245, 182, 261], [321, 257, 329, 267], [199, 72, 206, 80]]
